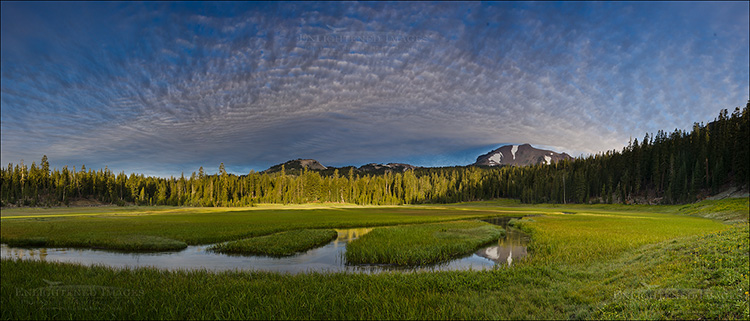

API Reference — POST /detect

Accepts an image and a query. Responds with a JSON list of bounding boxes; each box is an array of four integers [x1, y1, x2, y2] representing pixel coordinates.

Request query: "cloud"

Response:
[[1, 2, 748, 176]]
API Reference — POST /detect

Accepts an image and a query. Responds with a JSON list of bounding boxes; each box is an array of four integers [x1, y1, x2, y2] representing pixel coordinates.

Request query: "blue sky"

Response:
[[2, 2, 748, 177]]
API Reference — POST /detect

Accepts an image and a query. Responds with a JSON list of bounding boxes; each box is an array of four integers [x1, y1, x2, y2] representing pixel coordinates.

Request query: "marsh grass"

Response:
[[0, 206, 512, 251], [3, 234, 187, 252], [345, 221, 504, 265], [675, 198, 750, 223], [513, 210, 727, 265], [1, 198, 746, 319], [3, 225, 744, 320], [3, 237, 47, 247], [447, 197, 749, 219], [99, 235, 188, 251], [209, 229, 338, 256], [592, 223, 750, 320], [0, 259, 574, 320]]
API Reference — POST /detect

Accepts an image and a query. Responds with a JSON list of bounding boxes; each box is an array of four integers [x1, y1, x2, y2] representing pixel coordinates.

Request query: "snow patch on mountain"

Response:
[[474, 143, 572, 167], [489, 152, 503, 164]]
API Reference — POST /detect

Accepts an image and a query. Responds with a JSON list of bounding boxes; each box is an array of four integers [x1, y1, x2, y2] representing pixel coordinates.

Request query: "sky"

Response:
[[1, 2, 748, 177]]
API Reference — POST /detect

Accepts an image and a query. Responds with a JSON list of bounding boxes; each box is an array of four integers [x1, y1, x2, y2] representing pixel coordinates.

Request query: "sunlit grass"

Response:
[[0, 206, 514, 251], [513, 210, 728, 265], [4, 225, 744, 320], [1, 198, 746, 319], [209, 229, 338, 256], [592, 223, 750, 320], [345, 221, 504, 265], [675, 198, 749, 223]]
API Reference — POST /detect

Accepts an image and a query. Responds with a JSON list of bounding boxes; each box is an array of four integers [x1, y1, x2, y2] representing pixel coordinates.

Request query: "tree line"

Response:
[[1, 104, 747, 207]]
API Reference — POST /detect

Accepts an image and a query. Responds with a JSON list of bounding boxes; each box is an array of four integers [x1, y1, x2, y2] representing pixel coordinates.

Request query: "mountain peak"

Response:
[[474, 144, 571, 167], [262, 158, 327, 173]]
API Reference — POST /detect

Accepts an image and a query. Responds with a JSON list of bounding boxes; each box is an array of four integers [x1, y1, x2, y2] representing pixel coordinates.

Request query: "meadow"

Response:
[[0, 204, 515, 251], [1, 198, 748, 320]]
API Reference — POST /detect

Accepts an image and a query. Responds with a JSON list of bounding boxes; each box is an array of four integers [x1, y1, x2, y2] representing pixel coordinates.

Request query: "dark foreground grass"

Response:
[[345, 221, 504, 265], [3, 235, 188, 252], [0, 259, 572, 320], [2, 224, 746, 320], [209, 229, 338, 256]]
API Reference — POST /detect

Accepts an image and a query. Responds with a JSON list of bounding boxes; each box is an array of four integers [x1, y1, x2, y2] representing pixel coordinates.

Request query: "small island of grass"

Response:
[[209, 229, 338, 256], [345, 220, 504, 266]]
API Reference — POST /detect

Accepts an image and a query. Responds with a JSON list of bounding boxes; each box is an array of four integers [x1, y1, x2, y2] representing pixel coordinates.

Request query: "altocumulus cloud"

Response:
[[1, 2, 748, 176]]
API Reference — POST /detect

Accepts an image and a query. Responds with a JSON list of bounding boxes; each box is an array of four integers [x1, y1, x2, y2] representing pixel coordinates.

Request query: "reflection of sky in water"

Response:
[[1, 220, 529, 274]]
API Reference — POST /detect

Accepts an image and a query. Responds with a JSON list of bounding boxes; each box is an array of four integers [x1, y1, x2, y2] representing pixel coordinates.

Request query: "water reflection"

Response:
[[476, 217, 529, 266], [332, 228, 373, 248], [1, 218, 529, 273]]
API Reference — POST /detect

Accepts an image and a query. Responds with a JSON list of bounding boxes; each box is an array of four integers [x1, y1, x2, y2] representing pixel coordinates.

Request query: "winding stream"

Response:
[[1, 217, 529, 274]]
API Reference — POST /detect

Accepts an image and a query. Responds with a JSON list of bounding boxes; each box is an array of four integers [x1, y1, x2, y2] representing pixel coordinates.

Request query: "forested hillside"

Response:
[[1, 104, 747, 207]]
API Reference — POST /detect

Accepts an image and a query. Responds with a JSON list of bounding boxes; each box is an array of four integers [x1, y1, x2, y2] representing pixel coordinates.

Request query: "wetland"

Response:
[[1, 199, 748, 320]]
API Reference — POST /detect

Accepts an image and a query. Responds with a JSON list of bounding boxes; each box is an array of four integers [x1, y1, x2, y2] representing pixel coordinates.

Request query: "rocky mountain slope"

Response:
[[262, 159, 328, 173], [474, 144, 572, 166]]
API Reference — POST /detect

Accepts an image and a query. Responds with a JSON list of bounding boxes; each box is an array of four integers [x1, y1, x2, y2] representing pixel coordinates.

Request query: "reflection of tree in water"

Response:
[[476, 217, 529, 266], [332, 228, 372, 248], [5, 247, 49, 261]]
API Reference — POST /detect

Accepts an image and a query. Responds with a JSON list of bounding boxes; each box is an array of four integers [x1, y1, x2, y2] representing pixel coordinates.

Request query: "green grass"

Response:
[[209, 229, 338, 256], [591, 223, 750, 320], [2, 225, 745, 319], [0, 205, 517, 251], [3, 234, 188, 252], [345, 221, 504, 265], [512, 209, 727, 265], [0, 259, 575, 320], [447, 197, 749, 219], [1, 198, 747, 319], [674, 197, 750, 223]]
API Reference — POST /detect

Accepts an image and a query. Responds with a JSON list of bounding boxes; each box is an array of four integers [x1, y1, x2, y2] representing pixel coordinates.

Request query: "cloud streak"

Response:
[[1, 2, 748, 176]]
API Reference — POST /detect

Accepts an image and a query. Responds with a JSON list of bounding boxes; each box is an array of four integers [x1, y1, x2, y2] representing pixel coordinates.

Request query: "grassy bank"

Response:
[[592, 224, 750, 319], [446, 197, 750, 222], [0, 205, 516, 251], [512, 209, 725, 265], [345, 221, 504, 265], [1, 198, 747, 319], [209, 229, 338, 256], [2, 225, 745, 320]]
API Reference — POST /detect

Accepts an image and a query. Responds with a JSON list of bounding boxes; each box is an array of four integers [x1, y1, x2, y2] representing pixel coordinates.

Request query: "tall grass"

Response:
[[675, 197, 749, 223], [345, 221, 504, 265], [4, 225, 744, 320], [209, 229, 338, 256], [3, 235, 188, 252], [0, 206, 514, 251], [514, 210, 728, 265], [0, 259, 578, 320], [1, 199, 745, 319], [592, 223, 750, 319]]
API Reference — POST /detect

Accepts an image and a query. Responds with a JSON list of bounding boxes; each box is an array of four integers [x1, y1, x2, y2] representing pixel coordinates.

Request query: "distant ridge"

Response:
[[474, 144, 572, 166], [261, 145, 571, 174], [358, 163, 418, 173], [262, 159, 419, 174], [262, 159, 327, 173]]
